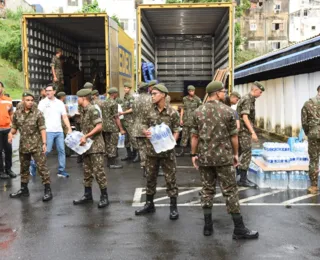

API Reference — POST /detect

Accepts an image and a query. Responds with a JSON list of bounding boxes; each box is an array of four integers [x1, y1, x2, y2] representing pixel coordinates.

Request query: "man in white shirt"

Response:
[[38, 84, 72, 177]]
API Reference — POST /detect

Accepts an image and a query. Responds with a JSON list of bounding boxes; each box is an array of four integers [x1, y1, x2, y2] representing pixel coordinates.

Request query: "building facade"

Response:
[[289, 0, 320, 43], [241, 0, 289, 54]]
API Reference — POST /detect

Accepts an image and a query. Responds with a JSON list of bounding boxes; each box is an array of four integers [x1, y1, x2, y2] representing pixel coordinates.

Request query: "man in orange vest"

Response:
[[0, 82, 16, 179]]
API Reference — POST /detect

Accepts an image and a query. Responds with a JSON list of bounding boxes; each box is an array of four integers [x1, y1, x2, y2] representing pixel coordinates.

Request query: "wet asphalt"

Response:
[[1, 134, 320, 260]]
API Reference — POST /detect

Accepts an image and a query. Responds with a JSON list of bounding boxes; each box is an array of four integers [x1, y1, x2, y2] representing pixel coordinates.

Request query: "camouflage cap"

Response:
[[153, 84, 169, 94], [230, 91, 241, 99], [22, 91, 35, 99], [206, 81, 224, 94], [108, 87, 119, 94], [253, 81, 265, 91], [56, 92, 66, 97], [91, 90, 99, 96], [148, 80, 157, 87], [83, 82, 93, 89], [124, 82, 132, 88], [139, 82, 149, 90], [187, 85, 195, 91], [77, 89, 91, 97]]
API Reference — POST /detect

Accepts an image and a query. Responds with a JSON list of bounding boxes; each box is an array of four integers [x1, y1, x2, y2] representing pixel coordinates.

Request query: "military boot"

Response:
[[132, 150, 140, 163], [169, 197, 179, 220], [98, 188, 109, 208], [43, 184, 53, 202], [121, 148, 132, 161], [203, 213, 213, 236], [176, 147, 185, 157], [135, 195, 155, 215], [73, 187, 93, 205], [108, 157, 123, 169], [10, 183, 30, 198], [0, 171, 10, 179], [237, 169, 257, 188], [232, 214, 259, 240], [5, 169, 17, 178]]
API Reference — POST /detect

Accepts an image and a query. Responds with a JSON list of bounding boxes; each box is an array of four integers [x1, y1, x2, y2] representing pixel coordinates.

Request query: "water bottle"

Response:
[[150, 125, 164, 153], [281, 171, 288, 189], [270, 171, 277, 189], [256, 169, 265, 188], [265, 172, 271, 188], [158, 123, 171, 151], [302, 171, 308, 189], [117, 133, 125, 148], [288, 171, 295, 189]]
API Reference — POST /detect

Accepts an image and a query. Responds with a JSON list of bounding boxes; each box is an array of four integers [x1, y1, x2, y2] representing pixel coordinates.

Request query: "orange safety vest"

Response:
[[0, 95, 13, 129]]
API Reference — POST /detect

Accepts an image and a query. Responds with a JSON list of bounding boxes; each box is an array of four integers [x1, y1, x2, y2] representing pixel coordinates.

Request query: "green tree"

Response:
[[111, 15, 123, 29], [78, 0, 105, 13]]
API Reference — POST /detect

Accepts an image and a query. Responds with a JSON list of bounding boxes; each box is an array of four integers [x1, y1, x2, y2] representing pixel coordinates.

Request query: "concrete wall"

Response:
[[235, 71, 320, 137], [5, 0, 34, 12]]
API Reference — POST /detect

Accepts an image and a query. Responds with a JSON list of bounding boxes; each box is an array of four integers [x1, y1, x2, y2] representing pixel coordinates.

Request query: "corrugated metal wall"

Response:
[[141, 12, 155, 63], [235, 71, 320, 137], [214, 11, 229, 71]]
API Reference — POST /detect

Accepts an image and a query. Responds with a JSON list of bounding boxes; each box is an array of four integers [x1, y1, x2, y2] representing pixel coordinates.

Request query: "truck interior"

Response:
[[26, 16, 107, 95], [140, 6, 231, 102]]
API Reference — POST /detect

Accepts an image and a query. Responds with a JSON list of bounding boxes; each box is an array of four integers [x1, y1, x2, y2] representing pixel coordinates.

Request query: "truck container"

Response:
[[21, 13, 134, 97], [136, 2, 235, 102]]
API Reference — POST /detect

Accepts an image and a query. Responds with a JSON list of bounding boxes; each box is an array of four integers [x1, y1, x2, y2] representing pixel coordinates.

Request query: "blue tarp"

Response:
[[235, 45, 320, 79]]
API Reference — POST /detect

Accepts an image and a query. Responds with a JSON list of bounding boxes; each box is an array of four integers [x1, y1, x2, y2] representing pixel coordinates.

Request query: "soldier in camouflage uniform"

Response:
[[101, 87, 126, 169], [191, 81, 258, 239], [132, 82, 153, 175], [120, 82, 138, 161], [301, 86, 320, 194], [135, 84, 181, 220], [8, 91, 53, 202], [50, 48, 64, 93], [236, 81, 264, 188], [73, 89, 109, 209], [177, 85, 202, 157]]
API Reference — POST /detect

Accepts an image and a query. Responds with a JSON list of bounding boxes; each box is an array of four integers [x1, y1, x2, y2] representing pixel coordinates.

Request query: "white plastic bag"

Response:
[[118, 104, 124, 120], [65, 131, 93, 155], [149, 123, 176, 153]]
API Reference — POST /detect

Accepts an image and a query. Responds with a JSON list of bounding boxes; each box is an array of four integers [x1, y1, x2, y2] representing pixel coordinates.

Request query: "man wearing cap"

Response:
[[0, 81, 16, 179], [101, 87, 126, 169], [50, 48, 64, 93], [191, 81, 258, 239], [225, 91, 241, 130], [38, 84, 72, 178], [8, 91, 53, 202], [83, 82, 93, 91], [119, 82, 138, 161], [135, 84, 181, 220], [236, 81, 265, 188], [73, 89, 109, 208], [177, 85, 202, 157], [301, 85, 320, 194], [132, 82, 153, 175]]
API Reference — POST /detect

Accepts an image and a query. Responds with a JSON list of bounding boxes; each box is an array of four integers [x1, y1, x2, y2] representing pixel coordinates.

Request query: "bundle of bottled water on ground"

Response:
[[65, 131, 93, 155], [149, 123, 176, 153], [262, 142, 309, 168], [65, 95, 106, 116]]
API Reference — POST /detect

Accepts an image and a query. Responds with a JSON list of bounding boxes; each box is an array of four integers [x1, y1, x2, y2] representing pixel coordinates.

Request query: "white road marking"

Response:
[[282, 193, 320, 205], [239, 189, 285, 203], [153, 187, 202, 203], [132, 203, 320, 207]]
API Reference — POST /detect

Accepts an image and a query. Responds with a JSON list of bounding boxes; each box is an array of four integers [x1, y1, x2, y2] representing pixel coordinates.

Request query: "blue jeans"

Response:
[[46, 132, 66, 172]]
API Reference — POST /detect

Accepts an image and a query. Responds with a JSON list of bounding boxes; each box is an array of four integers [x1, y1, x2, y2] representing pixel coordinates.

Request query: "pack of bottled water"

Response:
[[149, 123, 176, 153], [117, 133, 125, 148], [99, 95, 106, 101], [288, 171, 310, 190], [64, 131, 93, 155], [66, 95, 79, 117]]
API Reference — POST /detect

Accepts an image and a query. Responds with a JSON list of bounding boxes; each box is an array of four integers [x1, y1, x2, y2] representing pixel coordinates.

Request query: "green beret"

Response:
[[83, 82, 93, 89], [77, 89, 91, 97], [124, 82, 132, 88], [206, 81, 224, 94], [188, 85, 195, 91], [57, 92, 66, 97], [148, 80, 157, 87], [254, 81, 265, 91], [139, 82, 149, 89], [153, 84, 169, 94], [56, 48, 62, 53], [22, 91, 34, 99], [230, 91, 241, 99], [91, 90, 99, 96], [108, 87, 118, 94]]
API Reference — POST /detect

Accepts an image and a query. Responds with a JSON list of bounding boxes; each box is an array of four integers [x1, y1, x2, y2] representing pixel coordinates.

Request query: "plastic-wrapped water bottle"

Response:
[[281, 171, 288, 189], [257, 169, 265, 188], [301, 171, 308, 189], [270, 172, 277, 189], [117, 133, 125, 148], [288, 171, 295, 189]]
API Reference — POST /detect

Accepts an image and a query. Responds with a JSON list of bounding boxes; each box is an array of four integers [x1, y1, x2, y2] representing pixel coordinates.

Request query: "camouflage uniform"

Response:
[[50, 55, 64, 93], [132, 92, 153, 167], [80, 104, 107, 189], [101, 98, 119, 158], [301, 95, 320, 187], [11, 104, 50, 185], [142, 104, 180, 197], [123, 93, 138, 149], [236, 93, 256, 171], [181, 95, 202, 147], [191, 100, 240, 214]]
